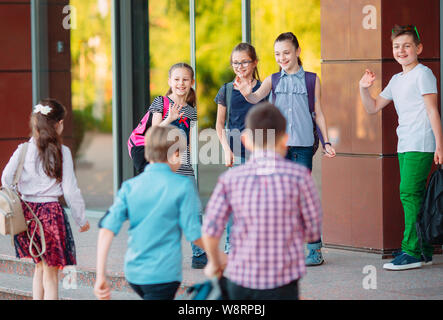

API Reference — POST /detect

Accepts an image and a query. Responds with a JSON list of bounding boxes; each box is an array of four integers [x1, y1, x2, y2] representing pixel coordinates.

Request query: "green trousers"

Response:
[[398, 152, 434, 259]]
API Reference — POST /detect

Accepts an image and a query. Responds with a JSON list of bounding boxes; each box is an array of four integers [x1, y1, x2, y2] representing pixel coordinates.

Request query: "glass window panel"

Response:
[[149, 1, 191, 100], [251, 0, 321, 78], [70, 0, 114, 211], [195, 0, 242, 208]]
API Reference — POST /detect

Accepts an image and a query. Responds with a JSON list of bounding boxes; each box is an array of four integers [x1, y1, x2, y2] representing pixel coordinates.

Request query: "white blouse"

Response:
[[1, 138, 86, 227]]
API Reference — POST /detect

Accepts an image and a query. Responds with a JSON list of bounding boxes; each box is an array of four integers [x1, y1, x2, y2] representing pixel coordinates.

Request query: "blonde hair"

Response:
[[144, 125, 187, 163]]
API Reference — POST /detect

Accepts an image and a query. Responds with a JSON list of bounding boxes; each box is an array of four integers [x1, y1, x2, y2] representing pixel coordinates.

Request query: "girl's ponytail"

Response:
[[186, 87, 196, 107], [30, 99, 66, 183]]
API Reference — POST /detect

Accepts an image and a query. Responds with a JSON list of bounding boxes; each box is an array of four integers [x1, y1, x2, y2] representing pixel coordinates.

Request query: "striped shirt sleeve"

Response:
[[148, 96, 164, 113]]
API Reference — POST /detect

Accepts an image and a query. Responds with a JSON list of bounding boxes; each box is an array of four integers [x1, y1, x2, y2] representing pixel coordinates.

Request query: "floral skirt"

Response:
[[14, 201, 76, 268]]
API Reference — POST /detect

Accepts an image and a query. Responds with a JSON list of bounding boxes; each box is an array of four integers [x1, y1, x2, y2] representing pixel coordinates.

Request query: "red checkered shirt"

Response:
[[203, 151, 322, 289]]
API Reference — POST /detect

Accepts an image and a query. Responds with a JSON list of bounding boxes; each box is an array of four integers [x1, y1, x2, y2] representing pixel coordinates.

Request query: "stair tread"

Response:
[[0, 270, 140, 300]]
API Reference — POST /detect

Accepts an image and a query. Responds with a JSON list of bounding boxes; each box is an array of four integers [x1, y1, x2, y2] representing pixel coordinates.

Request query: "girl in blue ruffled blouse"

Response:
[[236, 32, 336, 267]]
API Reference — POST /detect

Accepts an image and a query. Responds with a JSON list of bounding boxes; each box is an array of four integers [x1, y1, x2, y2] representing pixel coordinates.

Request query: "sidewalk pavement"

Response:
[[1, 211, 442, 300]]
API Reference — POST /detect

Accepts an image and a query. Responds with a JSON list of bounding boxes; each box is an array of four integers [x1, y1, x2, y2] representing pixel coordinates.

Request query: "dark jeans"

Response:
[[224, 278, 299, 300], [285, 146, 320, 246], [285, 146, 313, 171], [129, 281, 180, 300]]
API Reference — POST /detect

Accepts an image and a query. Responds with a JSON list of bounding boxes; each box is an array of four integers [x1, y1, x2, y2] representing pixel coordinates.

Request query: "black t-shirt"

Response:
[[214, 81, 266, 158]]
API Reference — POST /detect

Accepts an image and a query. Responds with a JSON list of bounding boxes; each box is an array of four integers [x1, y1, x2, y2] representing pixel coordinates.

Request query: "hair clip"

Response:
[[392, 25, 420, 41], [33, 104, 52, 116]]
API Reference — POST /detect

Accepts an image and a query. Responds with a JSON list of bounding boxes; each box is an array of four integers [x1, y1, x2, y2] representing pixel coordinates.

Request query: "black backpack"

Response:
[[416, 168, 443, 246]]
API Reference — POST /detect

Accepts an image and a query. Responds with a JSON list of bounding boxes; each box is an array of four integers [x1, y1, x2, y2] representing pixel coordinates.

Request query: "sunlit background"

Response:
[[69, 0, 321, 211]]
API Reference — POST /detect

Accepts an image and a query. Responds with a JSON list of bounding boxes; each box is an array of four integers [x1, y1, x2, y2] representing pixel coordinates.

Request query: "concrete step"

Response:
[[0, 271, 140, 300], [0, 254, 196, 300]]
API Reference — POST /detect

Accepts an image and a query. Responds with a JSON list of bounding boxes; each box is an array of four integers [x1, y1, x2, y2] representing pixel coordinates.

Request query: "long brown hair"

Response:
[[230, 42, 261, 81], [166, 62, 196, 107], [30, 99, 66, 182], [275, 32, 302, 66]]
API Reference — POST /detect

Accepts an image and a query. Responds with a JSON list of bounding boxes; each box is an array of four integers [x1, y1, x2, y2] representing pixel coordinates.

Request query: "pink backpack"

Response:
[[127, 96, 169, 158]]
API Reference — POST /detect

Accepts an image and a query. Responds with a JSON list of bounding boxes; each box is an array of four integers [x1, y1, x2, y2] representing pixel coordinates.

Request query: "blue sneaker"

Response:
[[192, 253, 208, 269], [305, 242, 324, 266], [392, 250, 432, 266], [383, 252, 422, 270]]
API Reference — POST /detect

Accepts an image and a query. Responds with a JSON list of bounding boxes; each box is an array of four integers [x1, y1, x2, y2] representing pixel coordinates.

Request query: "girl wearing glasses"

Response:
[[215, 43, 265, 168], [214, 43, 265, 253]]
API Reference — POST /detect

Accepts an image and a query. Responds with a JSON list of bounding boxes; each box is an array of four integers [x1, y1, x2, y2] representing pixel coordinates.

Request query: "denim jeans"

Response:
[[224, 278, 299, 300], [191, 213, 205, 257], [188, 176, 205, 257], [285, 146, 321, 245], [129, 281, 180, 300], [224, 156, 246, 253], [285, 146, 313, 171]]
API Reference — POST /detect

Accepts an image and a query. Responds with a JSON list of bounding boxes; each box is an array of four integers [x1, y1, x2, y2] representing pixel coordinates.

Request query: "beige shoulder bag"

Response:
[[0, 143, 46, 258]]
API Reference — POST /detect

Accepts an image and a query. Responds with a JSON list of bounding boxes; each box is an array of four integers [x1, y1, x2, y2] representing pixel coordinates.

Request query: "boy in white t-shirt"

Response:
[[359, 25, 443, 271]]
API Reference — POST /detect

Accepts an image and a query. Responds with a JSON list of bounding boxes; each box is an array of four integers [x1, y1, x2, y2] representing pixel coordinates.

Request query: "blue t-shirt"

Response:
[[215, 81, 264, 158], [98, 163, 202, 285]]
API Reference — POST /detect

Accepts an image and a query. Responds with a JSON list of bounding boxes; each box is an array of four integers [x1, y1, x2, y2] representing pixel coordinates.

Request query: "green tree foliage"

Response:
[[71, 0, 321, 133], [252, 0, 321, 79], [71, 0, 113, 132]]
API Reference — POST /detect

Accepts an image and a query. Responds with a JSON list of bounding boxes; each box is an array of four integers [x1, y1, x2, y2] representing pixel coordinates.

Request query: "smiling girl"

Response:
[[235, 32, 336, 266], [149, 62, 207, 269], [214, 43, 265, 254]]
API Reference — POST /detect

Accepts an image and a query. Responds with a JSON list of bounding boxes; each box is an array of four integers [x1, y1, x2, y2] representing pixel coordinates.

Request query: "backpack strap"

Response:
[[271, 72, 282, 104], [13, 143, 29, 187], [305, 72, 326, 148], [162, 96, 170, 120], [225, 82, 234, 129]]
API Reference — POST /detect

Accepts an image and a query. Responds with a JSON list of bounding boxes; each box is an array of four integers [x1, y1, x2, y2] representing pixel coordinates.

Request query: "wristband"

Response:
[[324, 142, 332, 147]]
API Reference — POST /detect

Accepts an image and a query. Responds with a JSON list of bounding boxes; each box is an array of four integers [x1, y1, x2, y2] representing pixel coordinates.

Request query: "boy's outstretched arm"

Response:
[[202, 235, 224, 278], [359, 69, 391, 114], [424, 93, 443, 164], [94, 228, 114, 300]]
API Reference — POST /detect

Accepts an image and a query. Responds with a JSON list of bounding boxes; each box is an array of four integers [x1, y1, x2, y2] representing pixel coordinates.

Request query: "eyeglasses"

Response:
[[392, 25, 420, 41], [232, 61, 253, 68]]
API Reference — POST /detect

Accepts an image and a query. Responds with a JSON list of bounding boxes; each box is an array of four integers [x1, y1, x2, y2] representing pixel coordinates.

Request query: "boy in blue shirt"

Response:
[[94, 125, 205, 300], [359, 25, 443, 270]]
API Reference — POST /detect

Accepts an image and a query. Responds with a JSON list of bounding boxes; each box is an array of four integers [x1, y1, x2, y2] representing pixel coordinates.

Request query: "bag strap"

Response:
[[12, 143, 29, 187], [23, 200, 46, 259], [225, 82, 234, 129], [8, 142, 46, 258], [162, 96, 170, 120], [271, 72, 281, 104], [305, 72, 326, 148]]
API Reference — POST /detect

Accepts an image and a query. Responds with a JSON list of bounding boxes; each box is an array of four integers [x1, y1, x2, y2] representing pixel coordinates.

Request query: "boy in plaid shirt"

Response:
[[203, 102, 322, 300]]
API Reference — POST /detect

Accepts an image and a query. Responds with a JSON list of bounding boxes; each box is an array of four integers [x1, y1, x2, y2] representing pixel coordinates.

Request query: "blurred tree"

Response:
[[70, 0, 321, 134], [252, 0, 321, 78]]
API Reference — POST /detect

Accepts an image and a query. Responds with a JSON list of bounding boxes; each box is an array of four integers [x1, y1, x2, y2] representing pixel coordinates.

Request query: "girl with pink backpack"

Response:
[[129, 62, 206, 268]]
